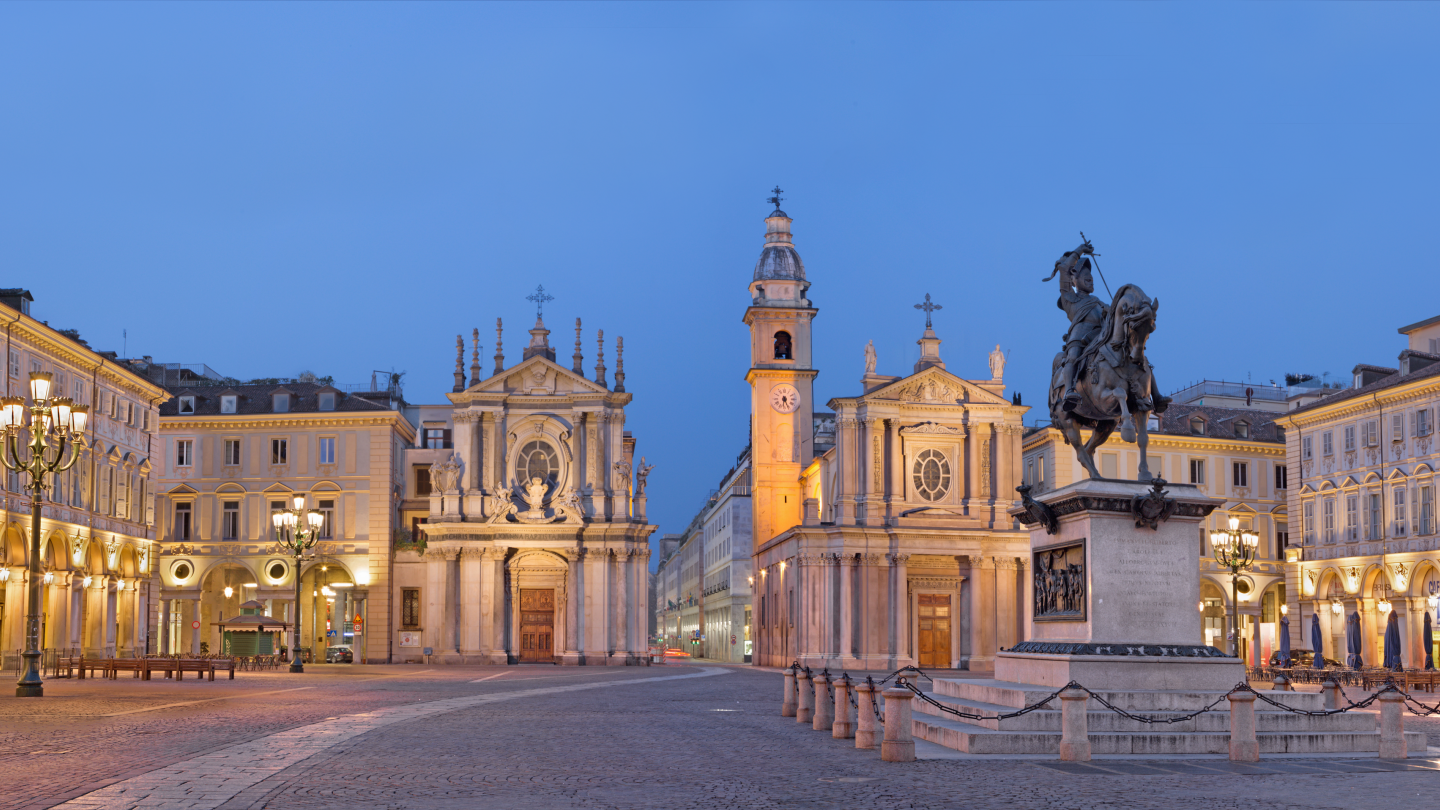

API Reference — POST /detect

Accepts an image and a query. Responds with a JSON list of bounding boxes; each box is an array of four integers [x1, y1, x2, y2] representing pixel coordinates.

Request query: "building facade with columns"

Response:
[[0, 290, 169, 664], [391, 313, 655, 665], [743, 205, 1030, 671], [153, 372, 413, 663], [1022, 397, 1291, 665], [1277, 315, 1440, 671]]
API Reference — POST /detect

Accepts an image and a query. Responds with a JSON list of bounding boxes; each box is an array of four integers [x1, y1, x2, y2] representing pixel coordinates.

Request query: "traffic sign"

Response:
[[191, 620, 200, 630], [731, 634, 737, 645]]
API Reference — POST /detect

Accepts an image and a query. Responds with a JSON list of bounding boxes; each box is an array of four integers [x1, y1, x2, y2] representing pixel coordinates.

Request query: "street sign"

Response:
[[731, 634, 737, 645], [191, 620, 200, 630]]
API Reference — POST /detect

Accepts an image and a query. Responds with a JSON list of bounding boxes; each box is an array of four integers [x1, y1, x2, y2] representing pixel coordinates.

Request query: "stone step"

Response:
[[908, 692, 1376, 733], [931, 677, 1325, 712], [911, 713, 1427, 756]]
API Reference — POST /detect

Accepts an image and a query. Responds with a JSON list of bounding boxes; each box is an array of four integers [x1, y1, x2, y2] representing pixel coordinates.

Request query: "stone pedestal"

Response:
[[1001, 478, 1241, 691]]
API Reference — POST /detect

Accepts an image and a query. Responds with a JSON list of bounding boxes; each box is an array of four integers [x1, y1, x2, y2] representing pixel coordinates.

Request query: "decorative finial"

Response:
[[453, 335, 465, 392], [614, 336, 625, 393], [595, 329, 607, 387], [573, 317, 584, 375], [470, 328, 482, 387], [526, 284, 555, 321], [767, 185, 784, 212], [493, 318, 505, 374], [914, 293, 943, 329]]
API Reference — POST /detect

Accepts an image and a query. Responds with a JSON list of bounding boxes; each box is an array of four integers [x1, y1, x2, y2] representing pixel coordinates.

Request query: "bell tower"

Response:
[[744, 188, 818, 551]]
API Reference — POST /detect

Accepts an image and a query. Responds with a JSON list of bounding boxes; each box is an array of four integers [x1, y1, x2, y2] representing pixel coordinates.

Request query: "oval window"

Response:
[[173, 561, 192, 581], [518, 441, 558, 484], [912, 449, 951, 502], [268, 562, 287, 581]]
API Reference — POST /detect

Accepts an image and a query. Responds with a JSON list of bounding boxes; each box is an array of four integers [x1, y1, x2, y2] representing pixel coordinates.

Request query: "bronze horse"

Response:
[[1049, 283, 1166, 481]]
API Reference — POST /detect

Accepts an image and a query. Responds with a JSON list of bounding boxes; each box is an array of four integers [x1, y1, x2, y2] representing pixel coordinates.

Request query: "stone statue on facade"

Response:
[[989, 344, 1005, 380], [1044, 238, 1170, 481], [635, 457, 654, 495], [613, 458, 632, 492], [864, 340, 877, 374]]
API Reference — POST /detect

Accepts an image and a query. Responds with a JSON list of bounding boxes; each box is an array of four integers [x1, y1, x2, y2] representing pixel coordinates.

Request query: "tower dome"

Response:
[[753, 209, 806, 282]]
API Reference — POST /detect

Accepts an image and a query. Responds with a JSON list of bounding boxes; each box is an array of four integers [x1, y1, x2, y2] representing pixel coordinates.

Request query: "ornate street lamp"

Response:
[[1211, 516, 1259, 658], [271, 493, 323, 673], [0, 372, 88, 697]]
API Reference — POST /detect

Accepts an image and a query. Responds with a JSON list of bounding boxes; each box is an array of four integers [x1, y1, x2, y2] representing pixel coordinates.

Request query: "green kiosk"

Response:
[[218, 600, 290, 657]]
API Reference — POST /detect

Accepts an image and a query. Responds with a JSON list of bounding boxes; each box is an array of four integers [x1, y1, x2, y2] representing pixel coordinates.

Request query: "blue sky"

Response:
[[3, 3, 1437, 551]]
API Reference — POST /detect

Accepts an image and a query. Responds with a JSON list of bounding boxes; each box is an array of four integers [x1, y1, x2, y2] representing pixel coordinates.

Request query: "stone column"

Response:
[[493, 546, 509, 661], [480, 412, 495, 494], [1405, 597, 1427, 670], [864, 418, 881, 523], [994, 557, 1019, 652], [423, 549, 450, 655], [159, 597, 172, 655], [189, 598, 201, 655], [1019, 558, 1032, 646], [839, 554, 854, 666], [838, 418, 858, 524], [968, 556, 996, 670], [568, 410, 583, 495], [632, 549, 649, 663], [459, 548, 482, 659], [887, 419, 903, 520], [48, 573, 72, 655], [585, 548, 609, 663], [891, 554, 909, 667], [508, 573, 520, 663], [564, 549, 581, 664]]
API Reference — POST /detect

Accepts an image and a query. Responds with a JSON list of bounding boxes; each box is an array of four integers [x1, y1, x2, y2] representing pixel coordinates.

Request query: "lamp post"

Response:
[[271, 494, 323, 673], [1211, 516, 1259, 659], [0, 372, 88, 697]]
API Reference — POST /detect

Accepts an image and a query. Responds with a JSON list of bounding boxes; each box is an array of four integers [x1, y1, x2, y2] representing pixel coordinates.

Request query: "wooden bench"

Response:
[[211, 658, 236, 680], [108, 659, 146, 680], [75, 658, 109, 679]]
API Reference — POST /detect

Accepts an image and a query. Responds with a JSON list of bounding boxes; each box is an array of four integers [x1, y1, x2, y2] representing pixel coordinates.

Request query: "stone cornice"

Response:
[[161, 412, 415, 438], [1, 312, 169, 402], [1022, 425, 1282, 456]]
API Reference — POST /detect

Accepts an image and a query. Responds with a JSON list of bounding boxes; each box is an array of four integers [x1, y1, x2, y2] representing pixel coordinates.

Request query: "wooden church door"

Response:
[[917, 594, 951, 668], [519, 588, 555, 663]]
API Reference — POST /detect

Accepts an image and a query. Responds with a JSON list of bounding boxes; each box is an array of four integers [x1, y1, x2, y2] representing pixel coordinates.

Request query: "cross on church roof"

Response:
[[526, 285, 554, 319], [767, 185, 784, 212], [914, 293, 942, 329]]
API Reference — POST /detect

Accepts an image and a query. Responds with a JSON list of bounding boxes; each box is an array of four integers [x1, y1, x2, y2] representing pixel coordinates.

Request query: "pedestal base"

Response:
[[995, 650, 1244, 691]]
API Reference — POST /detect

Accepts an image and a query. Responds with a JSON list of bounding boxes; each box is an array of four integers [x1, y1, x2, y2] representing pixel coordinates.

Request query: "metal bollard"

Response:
[[1227, 690, 1259, 762], [1058, 686, 1090, 762], [796, 668, 814, 724], [781, 666, 797, 717], [833, 676, 855, 739], [1321, 675, 1342, 711], [812, 671, 834, 731], [880, 683, 915, 762], [1378, 690, 1407, 759], [855, 682, 879, 749]]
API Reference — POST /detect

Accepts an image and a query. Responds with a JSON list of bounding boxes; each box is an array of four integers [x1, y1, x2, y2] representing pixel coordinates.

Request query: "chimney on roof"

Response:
[[0, 289, 33, 316]]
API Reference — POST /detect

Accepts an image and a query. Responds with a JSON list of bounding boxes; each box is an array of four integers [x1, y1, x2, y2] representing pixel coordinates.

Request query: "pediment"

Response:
[[866, 367, 1009, 406], [166, 484, 198, 495], [262, 483, 294, 493], [457, 355, 610, 398]]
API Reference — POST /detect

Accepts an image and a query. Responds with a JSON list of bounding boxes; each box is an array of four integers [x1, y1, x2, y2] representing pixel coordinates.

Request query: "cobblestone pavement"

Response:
[[3, 665, 1440, 810]]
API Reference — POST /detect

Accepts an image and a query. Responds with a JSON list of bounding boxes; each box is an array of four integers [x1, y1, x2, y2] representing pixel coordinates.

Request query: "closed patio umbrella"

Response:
[[1346, 611, 1363, 669], [1383, 611, 1403, 672], [1424, 612, 1435, 671], [1278, 615, 1291, 666], [1310, 612, 1325, 668]]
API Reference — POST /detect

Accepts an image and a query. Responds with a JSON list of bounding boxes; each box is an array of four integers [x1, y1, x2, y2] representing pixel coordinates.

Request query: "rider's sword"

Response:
[[1078, 231, 1113, 298]]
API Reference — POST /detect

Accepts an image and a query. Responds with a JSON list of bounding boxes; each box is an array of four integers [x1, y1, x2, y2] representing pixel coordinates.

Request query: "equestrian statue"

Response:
[[1044, 238, 1170, 481]]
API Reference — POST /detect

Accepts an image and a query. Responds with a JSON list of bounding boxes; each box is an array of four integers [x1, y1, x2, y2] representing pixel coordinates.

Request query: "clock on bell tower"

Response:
[[743, 189, 818, 552]]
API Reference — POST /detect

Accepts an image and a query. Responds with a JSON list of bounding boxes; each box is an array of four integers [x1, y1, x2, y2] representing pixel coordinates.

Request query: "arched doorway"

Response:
[[299, 560, 357, 663], [507, 551, 568, 664], [1200, 580, 1227, 649], [200, 564, 259, 655]]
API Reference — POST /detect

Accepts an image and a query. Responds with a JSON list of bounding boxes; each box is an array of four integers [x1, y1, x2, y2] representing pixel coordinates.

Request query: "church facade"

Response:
[[393, 312, 655, 665], [746, 204, 1032, 671]]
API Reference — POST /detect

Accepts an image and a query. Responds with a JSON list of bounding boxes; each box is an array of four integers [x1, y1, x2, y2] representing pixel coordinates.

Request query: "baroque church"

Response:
[[746, 201, 1032, 670], [394, 310, 654, 665]]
